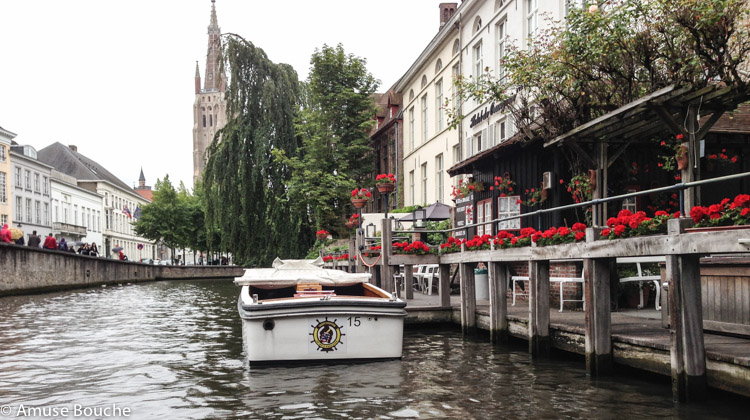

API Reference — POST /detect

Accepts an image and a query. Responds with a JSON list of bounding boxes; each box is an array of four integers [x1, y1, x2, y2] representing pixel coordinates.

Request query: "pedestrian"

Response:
[[89, 243, 99, 257], [15, 235, 25, 245], [43, 233, 57, 250], [28, 230, 41, 248], [58, 237, 68, 252], [118, 250, 128, 261], [79, 243, 90, 256], [0, 224, 11, 243]]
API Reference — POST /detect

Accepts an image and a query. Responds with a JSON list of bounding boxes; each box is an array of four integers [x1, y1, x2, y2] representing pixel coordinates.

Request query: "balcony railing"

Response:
[[53, 222, 87, 236]]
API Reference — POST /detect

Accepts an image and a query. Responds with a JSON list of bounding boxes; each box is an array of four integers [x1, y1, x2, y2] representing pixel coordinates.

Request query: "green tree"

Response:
[[203, 35, 312, 267], [275, 44, 380, 236], [177, 181, 207, 264], [133, 175, 186, 261]]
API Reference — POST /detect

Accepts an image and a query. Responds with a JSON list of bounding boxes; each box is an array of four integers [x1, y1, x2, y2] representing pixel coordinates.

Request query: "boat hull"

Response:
[[238, 287, 406, 363]]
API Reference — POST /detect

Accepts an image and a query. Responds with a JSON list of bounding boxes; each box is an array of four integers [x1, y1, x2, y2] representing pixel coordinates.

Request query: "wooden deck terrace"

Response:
[[362, 217, 750, 403]]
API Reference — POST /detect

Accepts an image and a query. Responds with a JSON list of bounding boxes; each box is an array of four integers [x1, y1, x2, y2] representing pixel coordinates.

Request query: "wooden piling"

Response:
[[529, 260, 550, 357], [460, 262, 477, 335], [381, 219, 394, 293], [584, 258, 613, 375], [489, 262, 508, 343], [667, 218, 707, 402], [439, 264, 451, 307], [404, 264, 414, 300]]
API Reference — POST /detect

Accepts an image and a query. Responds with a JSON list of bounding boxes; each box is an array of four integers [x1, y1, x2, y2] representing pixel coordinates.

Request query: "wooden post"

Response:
[[348, 238, 356, 273], [682, 105, 698, 213], [404, 264, 414, 300], [667, 219, 706, 402], [381, 219, 394, 293], [439, 264, 451, 308], [355, 227, 365, 273], [460, 262, 477, 335], [529, 259, 550, 357], [489, 261, 508, 344], [584, 258, 613, 375]]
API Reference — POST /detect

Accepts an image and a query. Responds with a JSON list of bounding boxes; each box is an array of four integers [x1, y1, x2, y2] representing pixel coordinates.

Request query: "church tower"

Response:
[[193, 0, 227, 184]]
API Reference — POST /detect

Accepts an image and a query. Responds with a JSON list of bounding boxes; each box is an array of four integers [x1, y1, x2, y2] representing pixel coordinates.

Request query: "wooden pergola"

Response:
[[543, 83, 750, 224]]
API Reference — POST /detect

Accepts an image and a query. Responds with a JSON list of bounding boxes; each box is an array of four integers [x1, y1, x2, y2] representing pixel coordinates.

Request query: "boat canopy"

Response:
[[234, 257, 372, 288]]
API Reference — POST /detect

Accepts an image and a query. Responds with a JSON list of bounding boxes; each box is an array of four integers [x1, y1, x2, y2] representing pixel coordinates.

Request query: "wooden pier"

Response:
[[324, 217, 750, 402]]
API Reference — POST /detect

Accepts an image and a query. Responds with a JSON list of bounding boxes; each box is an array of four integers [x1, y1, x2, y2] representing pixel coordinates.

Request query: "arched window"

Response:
[[452, 39, 460, 55], [203, 115, 206, 127], [435, 59, 443, 73], [210, 114, 213, 126], [495, 0, 505, 11], [421, 75, 427, 88], [409, 90, 415, 101], [473, 16, 482, 34]]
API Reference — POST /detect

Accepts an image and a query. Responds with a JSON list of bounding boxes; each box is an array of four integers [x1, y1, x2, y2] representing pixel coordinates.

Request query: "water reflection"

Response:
[[0, 279, 746, 419]]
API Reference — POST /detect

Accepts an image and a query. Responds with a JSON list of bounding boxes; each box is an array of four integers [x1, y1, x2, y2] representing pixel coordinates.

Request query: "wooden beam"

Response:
[[460, 262, 477, 335], [566, 140, 597, 169], [404, 264, 414, 300], [529, 259, 550, 357], [439, 264, 451, 307], [489, 262, 508, 344], [695, 109, 725, 141], [607, 141, 633, 168], [651, 104, 688, 137], [584, 258, 613, 375]]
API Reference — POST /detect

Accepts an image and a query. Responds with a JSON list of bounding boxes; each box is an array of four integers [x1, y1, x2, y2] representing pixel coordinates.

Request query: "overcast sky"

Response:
[[0, 0, 444, 191]]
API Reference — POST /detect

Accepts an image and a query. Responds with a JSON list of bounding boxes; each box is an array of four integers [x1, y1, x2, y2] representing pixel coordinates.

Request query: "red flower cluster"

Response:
[[336, 253, 350, 261], [439, 223, 589, 253], [492, 175, 516, 197], [316, 230, 330, 240], [351, 188, 372, 199], [375, 173, 396, 184], [440, 236, 462, 253], [530, 223, 587, 246], [600, 209, 678, 239], [363, 244, 381, 257], [348, 214, 360, 223], [690, 194, 750, 227], [393, 240, 432, 255], [323, 255, 334, 262]]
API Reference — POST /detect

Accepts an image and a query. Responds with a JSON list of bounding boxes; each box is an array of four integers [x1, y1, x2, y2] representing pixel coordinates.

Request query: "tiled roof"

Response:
[[37, 142, 135, 192], [708, 102, 750, 133]]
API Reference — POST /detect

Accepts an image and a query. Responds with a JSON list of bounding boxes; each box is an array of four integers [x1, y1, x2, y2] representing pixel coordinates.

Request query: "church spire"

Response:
[[194, 61, 201, 94], [138, 167, 146, 187], [203, 0, 222, 92]]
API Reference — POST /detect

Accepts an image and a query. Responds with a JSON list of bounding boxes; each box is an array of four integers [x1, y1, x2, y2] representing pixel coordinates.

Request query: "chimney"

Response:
[[439, 3, 458, 29], [68, 145, 78, 152]]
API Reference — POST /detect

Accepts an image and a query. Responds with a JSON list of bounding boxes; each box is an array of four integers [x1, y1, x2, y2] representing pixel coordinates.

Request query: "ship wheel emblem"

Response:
[[310, 317, 344, 352]]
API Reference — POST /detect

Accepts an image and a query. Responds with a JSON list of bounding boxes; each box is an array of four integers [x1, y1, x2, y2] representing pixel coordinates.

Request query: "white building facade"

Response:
[[395, 0, 573, 207], [10, 145, 52, 240], [50, 170, 103, 247]]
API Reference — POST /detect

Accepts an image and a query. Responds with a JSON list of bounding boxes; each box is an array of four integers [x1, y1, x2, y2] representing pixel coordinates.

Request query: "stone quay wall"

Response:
[[0, 242, 244, 297]]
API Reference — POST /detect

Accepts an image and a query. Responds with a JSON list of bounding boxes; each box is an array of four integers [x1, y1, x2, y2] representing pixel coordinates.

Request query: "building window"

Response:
[[44, 202, 49, 225], [0, 145, 5, 162], [34, 173, 40, 193], [498, 119, 507, 143], [54, 200, 59, 223], [35, 200, 41, 224], [421, 75, 427, 89], [24, 170, 31, 190], [16, 197, 22, 221], [421, 163, 428, 205], [421, 95, 428, 143], [498, 196, 521, 231], [435, 79, 444, 132], [496, 20, 507, 80], [210, 114, 213, 127], [203, 115, 206, 127], [452, 39, 460, 55], [527, 0, 538, 40], [25, 198, 31, 222], [473, 16, 482, 34], [476, 198, 493, 237], [409, 170, 415, 205], [435, 154, 444, 203], [1, 215, 6, 225], [409, 89, 414, 101], [42, 176, 48, 195], [15, 167, 21, 187], [453, 144, 461, 165], [435, 59, 443, 73], [409, 107, 415, 151], [74, 205, 78, 226], [0, 172, 5, 204], [473, 42, 483, 80]]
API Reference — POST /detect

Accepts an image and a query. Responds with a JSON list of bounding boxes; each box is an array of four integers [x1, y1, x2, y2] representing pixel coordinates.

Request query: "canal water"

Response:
[[0, 279, 746, 419]]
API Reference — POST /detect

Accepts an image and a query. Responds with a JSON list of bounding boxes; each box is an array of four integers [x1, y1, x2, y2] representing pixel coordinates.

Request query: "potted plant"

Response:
[[375, 173, 396, 194], [351, 188, 372, 208], [316, 229, 330, 241]]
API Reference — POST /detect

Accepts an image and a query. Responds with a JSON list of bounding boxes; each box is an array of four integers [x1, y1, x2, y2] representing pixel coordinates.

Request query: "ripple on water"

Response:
[[0, 279, 748, 419]]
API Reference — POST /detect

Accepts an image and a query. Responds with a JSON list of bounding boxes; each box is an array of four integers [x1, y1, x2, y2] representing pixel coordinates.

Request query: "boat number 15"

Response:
[[347, 317, 361, 327]]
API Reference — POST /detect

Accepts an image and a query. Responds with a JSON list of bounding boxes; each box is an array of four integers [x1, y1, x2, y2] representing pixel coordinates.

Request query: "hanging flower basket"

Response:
[[345, 221, 355, 229], [351, 188, 372, 208], [676, 144, 689, 170], [375, 173, 396, 194], [377, 183, 395, 194]]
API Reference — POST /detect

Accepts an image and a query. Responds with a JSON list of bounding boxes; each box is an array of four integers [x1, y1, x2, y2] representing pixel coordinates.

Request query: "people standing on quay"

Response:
[[15, 235, 25, 245], [43, 233, 57, 250], [58, 238, 68, 252], [90, 243, 99, 257], [79, 243, 90, 256], [0, 224, 11, 243], [28, 231, 41, 248], [118, 250, 128, 261]]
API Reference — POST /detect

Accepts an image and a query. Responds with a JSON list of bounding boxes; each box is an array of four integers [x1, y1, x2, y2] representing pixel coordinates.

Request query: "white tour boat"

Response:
[[235, 257, 406, 364]]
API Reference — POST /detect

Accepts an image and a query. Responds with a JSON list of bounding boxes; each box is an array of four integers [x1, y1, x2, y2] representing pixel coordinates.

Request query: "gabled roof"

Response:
[[37, 142, 134, 193]]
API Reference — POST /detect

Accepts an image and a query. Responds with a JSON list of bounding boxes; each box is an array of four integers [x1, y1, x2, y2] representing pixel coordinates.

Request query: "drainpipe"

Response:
[[395, 121, 400, 208], [456, 14, 464, 171]]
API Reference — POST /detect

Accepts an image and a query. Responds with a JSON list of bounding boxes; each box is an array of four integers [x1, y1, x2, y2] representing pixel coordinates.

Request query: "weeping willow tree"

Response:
[[202, 35, 312, 266]]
